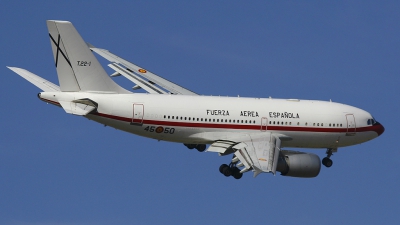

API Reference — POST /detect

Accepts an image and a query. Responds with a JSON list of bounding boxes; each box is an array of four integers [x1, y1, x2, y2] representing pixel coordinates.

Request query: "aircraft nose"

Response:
[[375, 122, 385, 136]]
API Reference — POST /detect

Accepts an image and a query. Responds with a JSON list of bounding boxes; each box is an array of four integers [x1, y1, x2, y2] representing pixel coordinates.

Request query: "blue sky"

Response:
[[0, 1, 399, 224]]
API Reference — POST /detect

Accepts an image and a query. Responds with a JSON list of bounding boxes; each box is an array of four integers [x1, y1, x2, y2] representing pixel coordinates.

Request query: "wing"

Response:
[[7, 67, 60, 92], [207, 132, 281, 177], [89, 46, 198, 95]]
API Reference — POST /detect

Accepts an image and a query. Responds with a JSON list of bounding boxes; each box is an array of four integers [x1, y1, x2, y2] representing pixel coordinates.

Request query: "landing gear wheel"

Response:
[[222, 166, 232, 177], [219, 164, 229, 174], [322, 157, 333, 168], [232, 167, 243, 179], [196, 144, 206, 152], [187, 144, 196, 149]]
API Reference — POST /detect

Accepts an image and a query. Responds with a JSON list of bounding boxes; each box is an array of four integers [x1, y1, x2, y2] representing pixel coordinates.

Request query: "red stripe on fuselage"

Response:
[[39, 97, 382, 135], [94, 112, 382, 134]]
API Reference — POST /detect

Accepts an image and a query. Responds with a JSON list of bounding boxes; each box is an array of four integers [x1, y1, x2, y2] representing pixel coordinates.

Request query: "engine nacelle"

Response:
[[276, 150, 321, 178]]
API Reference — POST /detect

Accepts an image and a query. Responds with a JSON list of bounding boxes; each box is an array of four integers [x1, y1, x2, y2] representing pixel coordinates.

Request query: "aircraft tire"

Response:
[[219, 164, 229, 174], [222, 167, 232, 177], [232, 167, 243, 179], [196, 144, 206, 152], [322, 157, 333, 168]]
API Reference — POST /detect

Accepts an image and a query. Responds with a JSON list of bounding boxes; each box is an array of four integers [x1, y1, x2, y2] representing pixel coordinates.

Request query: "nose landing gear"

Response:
[[322, 148, 336, 168]]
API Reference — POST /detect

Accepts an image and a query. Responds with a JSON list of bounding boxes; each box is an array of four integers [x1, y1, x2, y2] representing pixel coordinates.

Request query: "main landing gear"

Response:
[[219, 154, 243, 179], [322, 148, 335, 168], [219, 163, 243, 179], [184, 144, 206, 152]]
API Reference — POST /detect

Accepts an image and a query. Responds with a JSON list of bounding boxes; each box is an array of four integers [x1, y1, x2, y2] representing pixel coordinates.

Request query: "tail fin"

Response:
[[47, 20, 129, 93]]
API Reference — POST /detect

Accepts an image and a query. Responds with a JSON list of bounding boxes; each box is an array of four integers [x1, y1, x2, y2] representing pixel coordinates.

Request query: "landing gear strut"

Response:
[[322, 148, 335, 168]]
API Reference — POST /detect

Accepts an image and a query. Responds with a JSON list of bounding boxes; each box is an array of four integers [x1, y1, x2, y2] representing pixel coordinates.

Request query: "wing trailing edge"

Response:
[[90, 46, 198, 95]]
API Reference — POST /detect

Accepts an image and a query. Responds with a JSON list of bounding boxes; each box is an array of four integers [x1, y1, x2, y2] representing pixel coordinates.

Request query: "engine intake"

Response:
[[276, 150, 321, 178]]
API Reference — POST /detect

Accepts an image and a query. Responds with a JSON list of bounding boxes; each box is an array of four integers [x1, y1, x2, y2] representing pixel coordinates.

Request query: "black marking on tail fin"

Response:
[[49, 34, 72, 68]]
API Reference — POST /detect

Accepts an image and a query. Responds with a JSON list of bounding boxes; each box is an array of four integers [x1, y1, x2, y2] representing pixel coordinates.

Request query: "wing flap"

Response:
[[108, 63, 166, 94], [206, 140, 237, 153], [208, 132, 283, 177]]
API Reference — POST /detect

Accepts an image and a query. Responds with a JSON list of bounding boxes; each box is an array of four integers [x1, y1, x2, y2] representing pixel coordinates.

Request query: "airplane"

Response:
[[7, 20, 385, 179]]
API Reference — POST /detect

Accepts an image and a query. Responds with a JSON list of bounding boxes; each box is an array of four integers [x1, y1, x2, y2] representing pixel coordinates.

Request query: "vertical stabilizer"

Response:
[[47, 20, 129, 93]]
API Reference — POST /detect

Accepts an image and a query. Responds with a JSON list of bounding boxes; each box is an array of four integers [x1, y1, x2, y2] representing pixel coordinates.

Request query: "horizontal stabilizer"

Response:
[[7, 67, 60, 92]]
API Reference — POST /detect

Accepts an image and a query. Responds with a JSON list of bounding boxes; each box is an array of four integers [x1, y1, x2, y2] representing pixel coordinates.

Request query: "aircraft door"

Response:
[[346, 114, 356, 136], [132, 104, 144, 125], [261, 117, 268, 131]]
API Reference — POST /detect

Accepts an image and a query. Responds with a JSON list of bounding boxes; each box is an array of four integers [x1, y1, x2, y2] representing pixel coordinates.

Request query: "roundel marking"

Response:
[[138, 68, 147, 73], [155, 126, 164, 133]]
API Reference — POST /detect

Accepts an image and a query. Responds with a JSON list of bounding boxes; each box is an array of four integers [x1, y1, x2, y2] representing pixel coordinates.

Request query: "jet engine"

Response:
[[276, 150, 321, 178]]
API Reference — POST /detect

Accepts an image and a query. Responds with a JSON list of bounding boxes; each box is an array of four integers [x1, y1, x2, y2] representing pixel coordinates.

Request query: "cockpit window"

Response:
[[367, 118, 377, 125]]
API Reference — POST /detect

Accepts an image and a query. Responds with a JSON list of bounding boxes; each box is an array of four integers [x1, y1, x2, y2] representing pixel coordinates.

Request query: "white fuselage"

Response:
[[39, 92, 383, 149]]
